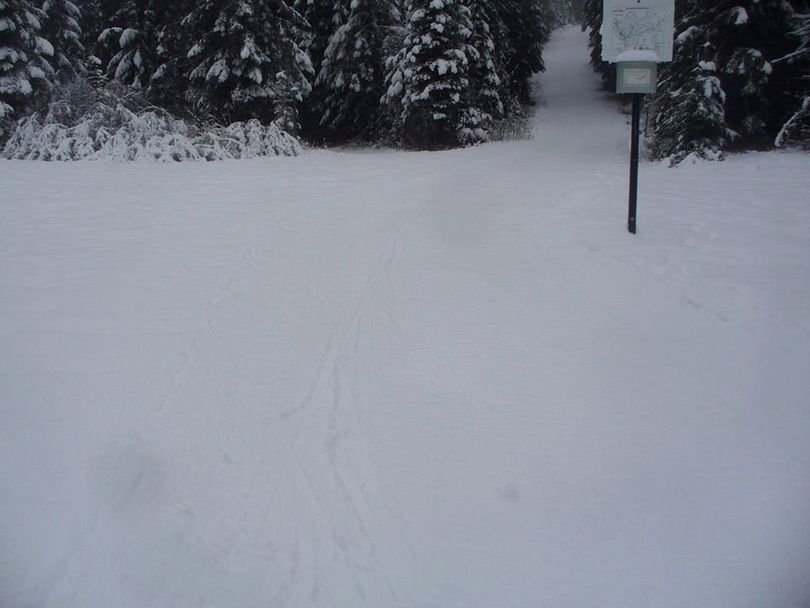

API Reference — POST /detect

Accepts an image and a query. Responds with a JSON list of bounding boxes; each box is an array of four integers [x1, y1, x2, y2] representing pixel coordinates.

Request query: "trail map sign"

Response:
[[601, 0, 675, 63], [603, 1, 675, 234]]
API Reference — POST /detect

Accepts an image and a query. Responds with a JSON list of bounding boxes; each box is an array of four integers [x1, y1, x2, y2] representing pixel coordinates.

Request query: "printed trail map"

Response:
[[601, 0, 675, 62]]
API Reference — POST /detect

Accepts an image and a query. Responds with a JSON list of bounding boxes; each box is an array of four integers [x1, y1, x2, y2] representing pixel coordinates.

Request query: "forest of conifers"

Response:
[[1, 0, 808, 161]]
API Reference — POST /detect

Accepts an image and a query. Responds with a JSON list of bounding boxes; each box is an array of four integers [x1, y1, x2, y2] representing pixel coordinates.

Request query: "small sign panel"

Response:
[[617, 62, 658, 94], [601, 0, 675, 63]]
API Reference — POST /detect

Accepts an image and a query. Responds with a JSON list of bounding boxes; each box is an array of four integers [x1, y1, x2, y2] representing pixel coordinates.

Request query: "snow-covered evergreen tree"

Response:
[[312, 0, 400, 141], [651, 0, 805, 162], [776, 95, 810, 148], [94, 1, 151, 87], [382, 0, 480, 148], [582, 0, 615, 87], [548, 0, 574, 28], [466, 0, 504, 124], [40, 0, 85, 81], [792, 2, 810, 59], [74, 0, 102, 52], [774, 2, 810, 148], [296, 0, 352, 137], [89, 0, 189, 104], [717, 1, 798, 142], [496, 0, 548, 102], [0, 0, 53, 129], [296, 0, 350, 75], [184, 0, 313, 129], [149, 2, 194, 111], [651, 36, 732, 163], [570, 0, 585, 24]]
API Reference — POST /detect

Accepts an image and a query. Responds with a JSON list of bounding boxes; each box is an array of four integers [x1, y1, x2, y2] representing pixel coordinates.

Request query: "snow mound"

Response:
[[2, 89, 302, 162]]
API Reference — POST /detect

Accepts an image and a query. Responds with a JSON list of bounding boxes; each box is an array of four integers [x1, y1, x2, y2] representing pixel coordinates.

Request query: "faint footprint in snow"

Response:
[[497, 483, 520, 504]]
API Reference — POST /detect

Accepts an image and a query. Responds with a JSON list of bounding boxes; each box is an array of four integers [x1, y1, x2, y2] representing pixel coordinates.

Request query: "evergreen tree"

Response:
[[496, 0, 548, 102], [570, 0, 585, 24], [793, 1, 810, 58], [312, 0, 400, 141], [0, 0, 54, 127], [774, 2, 810, 147], [296, 0, 350, 76], [94, 0, 151, 87], [382, 0, 479, 147], [549, 0, 575, 29], [466, 0, 504, 124], [88, 0, 190, 103], [651, 32, 732, 163], [296, 0, 351, 137], [717, 1, 799, 142], [74, 0, 104, 55], [184, 0, 313, 129], [651, 0, 805, 161], [581, 0, 614, 87], [149, 1, 194, 111], [40, 0, 85, 81]]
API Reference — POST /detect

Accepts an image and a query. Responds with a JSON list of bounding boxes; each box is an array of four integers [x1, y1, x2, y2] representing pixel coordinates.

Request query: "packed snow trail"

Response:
[[2, 27, 810, 608]]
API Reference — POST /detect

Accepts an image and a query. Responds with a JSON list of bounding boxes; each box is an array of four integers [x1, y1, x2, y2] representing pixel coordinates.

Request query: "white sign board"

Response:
[[601, 0, 675, 63]]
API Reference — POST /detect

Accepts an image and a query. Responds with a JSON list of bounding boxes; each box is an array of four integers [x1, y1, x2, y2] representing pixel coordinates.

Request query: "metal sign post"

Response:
[[602, 0, 675, 235], [628, 93, 642, 234], [616, 57, 657, 234]]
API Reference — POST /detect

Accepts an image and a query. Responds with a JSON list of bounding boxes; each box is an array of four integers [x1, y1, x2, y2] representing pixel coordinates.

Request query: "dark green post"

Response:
[[628, 93, 643, 235]]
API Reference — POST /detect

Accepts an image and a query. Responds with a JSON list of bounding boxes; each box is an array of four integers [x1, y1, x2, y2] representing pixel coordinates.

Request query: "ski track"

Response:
[[2, 26, 810, 608]]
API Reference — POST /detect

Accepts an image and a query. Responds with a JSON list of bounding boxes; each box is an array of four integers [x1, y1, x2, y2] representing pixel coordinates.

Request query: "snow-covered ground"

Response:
[[2, 27, 810, 608]]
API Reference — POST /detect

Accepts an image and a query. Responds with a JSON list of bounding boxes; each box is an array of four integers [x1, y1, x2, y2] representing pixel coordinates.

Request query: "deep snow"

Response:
[[2, 27, 810, 608]]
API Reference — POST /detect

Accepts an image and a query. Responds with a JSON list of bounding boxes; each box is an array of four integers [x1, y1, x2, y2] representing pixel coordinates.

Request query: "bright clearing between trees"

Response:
[[2, 27, 810, 608]]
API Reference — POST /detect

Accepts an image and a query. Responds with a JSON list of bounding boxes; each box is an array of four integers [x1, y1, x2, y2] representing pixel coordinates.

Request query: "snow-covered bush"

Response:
[[197, 119, 303, 160], [489, 113, 534, 142], [2, 80, 302, 161]]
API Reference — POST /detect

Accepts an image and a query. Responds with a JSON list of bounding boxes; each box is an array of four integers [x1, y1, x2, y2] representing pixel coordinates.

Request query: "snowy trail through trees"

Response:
[[2, 27, 810, 608]]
